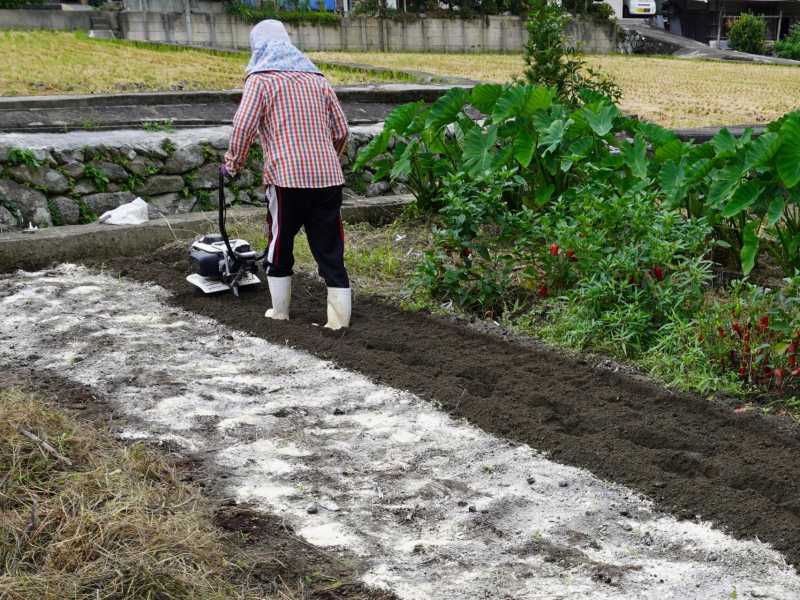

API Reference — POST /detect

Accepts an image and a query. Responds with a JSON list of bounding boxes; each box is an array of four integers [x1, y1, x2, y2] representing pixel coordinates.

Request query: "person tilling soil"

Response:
[[221, 19, 351, 329]]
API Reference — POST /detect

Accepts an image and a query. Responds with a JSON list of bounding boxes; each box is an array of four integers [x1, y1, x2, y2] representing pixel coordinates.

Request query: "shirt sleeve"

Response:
[[224, 76, 265, 175], [326, 86, 349, 155]]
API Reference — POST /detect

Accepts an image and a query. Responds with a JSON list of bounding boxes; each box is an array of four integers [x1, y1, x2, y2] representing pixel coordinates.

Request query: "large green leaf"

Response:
[[463, 125, 498, 176], [425, 87, 469, 133], [721, 180, 764, 218], [711, 128, 737, 156], [767, 196, 785, 226], [686, 158, 713, 183], [622, 135, 648, 180], [743, 131, 781, 171], [390, 139, 418, 180], [582, 103, 619, 137], [741, 220, 760, 275], [659, 159, 688, 207], [776, 114, 800, 188], [707, 165, 743, 207], [470, 84, 504, 114], [512, 130, 535, 168], [352, 129, 390, 172], [635, 121, 678, 146], [492, 85, 553, 122], [654, 139, 687, 163], [383, 101, 425, 135], [538, 119, 570, 155]]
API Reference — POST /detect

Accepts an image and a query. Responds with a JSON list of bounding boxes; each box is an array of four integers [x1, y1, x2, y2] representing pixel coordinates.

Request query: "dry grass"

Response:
[[309, 51, 800, 128], [0, 31, 405, 97], [0, 387, 267, 600]]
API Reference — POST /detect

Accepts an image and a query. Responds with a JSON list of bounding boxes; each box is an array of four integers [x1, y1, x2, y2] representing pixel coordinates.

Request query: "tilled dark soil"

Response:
[[95, 247, 800, 568]]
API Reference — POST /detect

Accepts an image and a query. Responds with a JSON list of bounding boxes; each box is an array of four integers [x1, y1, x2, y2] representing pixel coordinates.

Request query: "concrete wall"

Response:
[[0, 8, 619, 53], [118, 13, 621, 53], [0, 9, 118, 31], [123, 0, 226, 13]]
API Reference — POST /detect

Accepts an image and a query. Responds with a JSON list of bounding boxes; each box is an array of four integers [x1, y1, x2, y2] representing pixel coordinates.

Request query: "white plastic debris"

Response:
[[98, 198, 149, 225]]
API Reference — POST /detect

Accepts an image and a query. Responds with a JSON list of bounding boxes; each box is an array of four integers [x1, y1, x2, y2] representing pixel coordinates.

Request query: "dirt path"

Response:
[[2, 264, 800, 599], [93, 247, 800, 571]]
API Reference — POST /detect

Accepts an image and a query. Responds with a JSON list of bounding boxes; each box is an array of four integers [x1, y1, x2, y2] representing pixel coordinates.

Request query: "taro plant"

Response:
[[355, 83, 640, 212], [651, 113, 800, 275]]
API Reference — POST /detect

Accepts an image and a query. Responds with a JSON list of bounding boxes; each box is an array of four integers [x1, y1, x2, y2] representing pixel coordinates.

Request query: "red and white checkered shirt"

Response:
[[224, 71, 348, 189]]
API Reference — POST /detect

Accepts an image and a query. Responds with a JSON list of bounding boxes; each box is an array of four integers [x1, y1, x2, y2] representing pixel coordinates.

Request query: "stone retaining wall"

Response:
[[0, 124, 389, 231]]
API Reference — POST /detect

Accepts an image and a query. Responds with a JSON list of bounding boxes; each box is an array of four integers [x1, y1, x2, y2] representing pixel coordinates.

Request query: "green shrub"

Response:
[[775, 23, 800, 60], [523, 0, 621, 104], [728, 13, 766, 55], [413, 169, 534, 314], [540, 185, 713, 357], [0, 0, 44, 8], [225, 1, 341, 25], [643, 277, 800, 393]]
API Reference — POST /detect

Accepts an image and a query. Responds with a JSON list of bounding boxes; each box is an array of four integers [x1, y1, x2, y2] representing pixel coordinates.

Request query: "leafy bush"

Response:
[[0, 0, 44, 8], [523, 0, 621, 105], [540, 184, 713, 357], [225, 1, 341, 25], [775, 23, 800, 60], [644, 278, 800, 393], [728, 13, 766, 55], [413, 169, 535, 314], [700, 278, 800, 389]]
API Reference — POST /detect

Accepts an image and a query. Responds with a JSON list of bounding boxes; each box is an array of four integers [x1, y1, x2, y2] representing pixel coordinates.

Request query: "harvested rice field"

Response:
[[310, 51, 800, 127], [0, 31, 408, 97]]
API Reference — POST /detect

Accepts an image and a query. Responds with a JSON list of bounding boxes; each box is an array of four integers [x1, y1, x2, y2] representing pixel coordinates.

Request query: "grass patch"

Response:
[[0, 31, 410, 97], [308, 51, 800, 128], [0, 387, 267, 600], [228, 218, 430, 298]]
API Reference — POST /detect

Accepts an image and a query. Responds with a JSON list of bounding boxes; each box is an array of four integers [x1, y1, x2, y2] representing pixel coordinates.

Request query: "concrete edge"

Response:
[[0, 83, 474, 111], [0, 195, 413, 273]]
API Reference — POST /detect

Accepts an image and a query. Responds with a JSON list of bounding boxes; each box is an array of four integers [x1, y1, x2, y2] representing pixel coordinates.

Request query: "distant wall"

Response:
[[119, 13, 622, 53], [0, 9, 118, 30], [0, 8, 622, 54], [122, 0, 226, 14]]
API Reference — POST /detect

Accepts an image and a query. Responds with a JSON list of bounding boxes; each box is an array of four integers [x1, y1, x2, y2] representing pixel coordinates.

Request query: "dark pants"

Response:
[[264, 185, 349, 288]]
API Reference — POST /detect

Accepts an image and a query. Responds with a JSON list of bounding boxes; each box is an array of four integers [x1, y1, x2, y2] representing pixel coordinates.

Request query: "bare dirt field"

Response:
[[3, 260, 800, 598]]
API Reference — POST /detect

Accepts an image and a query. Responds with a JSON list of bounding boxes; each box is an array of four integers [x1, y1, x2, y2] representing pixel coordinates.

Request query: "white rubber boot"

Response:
[[265, 276, 291, 320], [325, 287, 351, 330]]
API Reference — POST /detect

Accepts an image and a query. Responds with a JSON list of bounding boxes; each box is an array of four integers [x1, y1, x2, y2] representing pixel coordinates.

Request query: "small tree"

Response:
[[775, 23, 800, 60], [728, 13, 767, 55], [523, 0, 621, 105]]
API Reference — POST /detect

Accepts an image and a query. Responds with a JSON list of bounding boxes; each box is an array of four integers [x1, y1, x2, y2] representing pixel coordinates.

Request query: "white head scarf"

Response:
[[245, 19, 321, 77]]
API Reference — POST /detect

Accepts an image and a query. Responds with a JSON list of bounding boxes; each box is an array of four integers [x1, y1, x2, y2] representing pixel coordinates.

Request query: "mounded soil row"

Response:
[[97, 246, 800, 568]]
